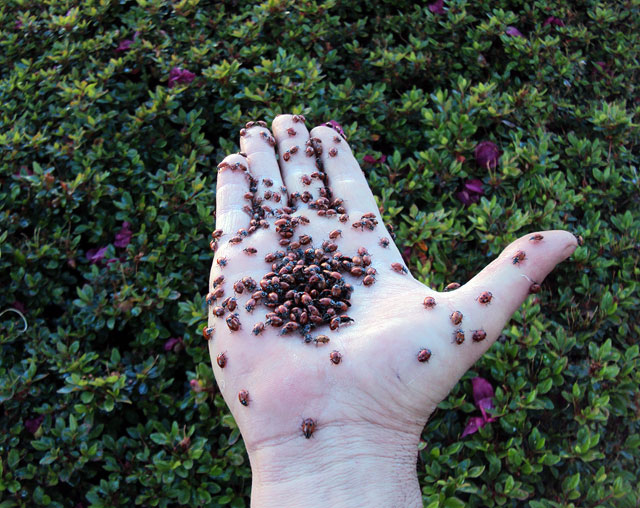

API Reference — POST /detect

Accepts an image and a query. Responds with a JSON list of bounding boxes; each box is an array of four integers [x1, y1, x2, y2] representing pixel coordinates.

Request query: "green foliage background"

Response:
[[1, 0, 639, 506]]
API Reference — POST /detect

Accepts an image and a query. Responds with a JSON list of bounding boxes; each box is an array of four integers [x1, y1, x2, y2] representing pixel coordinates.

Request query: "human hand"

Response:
[[206, 114, 579, 508]]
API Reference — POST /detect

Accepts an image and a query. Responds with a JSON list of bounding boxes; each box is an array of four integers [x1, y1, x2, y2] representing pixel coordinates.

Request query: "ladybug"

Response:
[[217, 257, 228, 268], [363, 275, 376, 286], [391, 262, 408, 274], [417, 348, 432, 363], [450, 311, 463, 326], [211, 229, 224, 239], [329, 229, 342, 239], [287, 127, 297, 136], [576, 234, 584, 246], [226, 313, 241, 331], [529, 234, 544, 242], [213, 275, 225, 287], [301, 418, 316, 439], [529, 283, 541, 294], [233, 281, 245, 294], [216, 352, 227, 368], [444, 282, 460, 292], [238, 390, 249, 407], [329, 350, 342, 365], [329, 147, 338, 157], [243, 247, 257, 255], [379, 237, 390, 248], [477, 291, 493, 305], [423, 296, 436, 309], [314, 335, 330, 346], [472, 329, 487, 342], [209, 239, 218, 252], [202, 325, 214, 341], [453, 329, 465, 345], [212, 306, 225, 317], [290, 145, 299, 154], [262, 178, 273, 187], [229, 236, 243, 244], [282, 151, 291, 162], [253, 322, 265, 335], [512, 250, 526, 265]]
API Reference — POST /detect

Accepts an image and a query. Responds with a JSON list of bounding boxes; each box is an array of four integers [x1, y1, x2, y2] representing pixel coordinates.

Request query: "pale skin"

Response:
[[207, 114, 579, 508]]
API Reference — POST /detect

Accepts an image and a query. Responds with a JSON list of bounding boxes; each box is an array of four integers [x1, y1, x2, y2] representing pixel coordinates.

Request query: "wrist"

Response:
[[248, 421, 423, 508]]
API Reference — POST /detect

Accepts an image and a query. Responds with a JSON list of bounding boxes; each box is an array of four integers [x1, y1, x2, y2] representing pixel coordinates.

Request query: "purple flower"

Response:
[[363, 154, 387, 165], [16, 20, 23, 29], [506, 26, 524, 37], [116, 31, 139, 52], [474, 140, 501, 169], [25, 415, 44, 434], [323, 120, 346, 140], [114, 221, 132, 248], [428, 0, 445, 14], [164, 337, 184, 353], [86, 246, 108, 264], [456, 179, 484, 206], [461, 377, 498, 437], [168, 67, 196, 88], [543, 16, 565, 27]]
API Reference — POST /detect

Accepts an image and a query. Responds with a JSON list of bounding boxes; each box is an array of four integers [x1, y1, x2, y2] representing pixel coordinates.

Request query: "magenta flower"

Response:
[[323, 120, 346, 140], [16, 20, 23, 29], [86, 246, 108, 264], [25, 415, 44, 434], [428, 0, 445, 14], [363, 154, 387, 165], [116, 31, 140, 52], [190, 379, 204, 393], [506, 26, 524, 37], [456, 179, 484, 206], [114, 221, 132, 248], [164, 337, 185, 353], [168, 67, 196, 88], [543, 16, 565, 27], [474, 140, 501, 169], [461, 377, 497, 437]]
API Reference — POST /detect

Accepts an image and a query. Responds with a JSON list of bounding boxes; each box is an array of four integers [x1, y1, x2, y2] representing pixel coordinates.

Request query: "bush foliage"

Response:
[[1, 0, 639, 506]]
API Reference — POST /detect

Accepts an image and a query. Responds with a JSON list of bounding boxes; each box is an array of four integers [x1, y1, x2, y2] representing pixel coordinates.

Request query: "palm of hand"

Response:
[[206, 114, 578, 456]]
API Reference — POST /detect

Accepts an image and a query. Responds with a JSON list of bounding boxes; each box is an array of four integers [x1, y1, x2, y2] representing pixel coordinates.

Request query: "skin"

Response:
[[208, 114, 579, 508]]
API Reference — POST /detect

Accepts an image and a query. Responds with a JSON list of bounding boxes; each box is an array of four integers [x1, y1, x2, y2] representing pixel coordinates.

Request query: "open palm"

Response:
[[206, 114, 578, 503]]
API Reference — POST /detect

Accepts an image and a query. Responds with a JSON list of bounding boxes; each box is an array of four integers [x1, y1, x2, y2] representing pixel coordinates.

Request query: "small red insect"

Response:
[[453, 329, 465, 345], [290, 145, 299, 154], [245, 298, 257, 313], [202, 325, 214, 341], [253, 322, 265, 335], [239, 128, 246, 137], [477, 291, 493, 304], [256, 120, 267, 127], [263, 178, 273, 187], [363, 275, 376, 286], [329, 350, 342, 364], [329, 147, 338, 157], [301, 174, 311, 185], [233, 281, 245, 294], [212, 306, 225, 317], [512, 250, 526, 265], [287, 127, 297, 136], [391, 262, 408, 274], [282, 151, 291, 162], [329, 229, 342, 239], [379, 237, 390, 248], [229, 236, 243, 244], [211, 229, 223, 239], [222, 297, 237, 312], [417, 348, 432, 362], [226, 313, 241, 331], [301, 418, 316, 439], [358, 247, 369, 257], [423, 296, 436, 309], [238, 390, 249, 406], [529, 234, 544, 242], [529, 283, 541, 294], [576, 234, 584, 246], [339, 214, 349, 223], [472, 329, 487, 342], [243, 247, 257, 255], [450, 311, 463, 326], [213, 275, 225, 287], [216, 352, 227, 368], [444, 282, 460, 292], [209, 239, 218, 252], [333, 136, 341, 143]]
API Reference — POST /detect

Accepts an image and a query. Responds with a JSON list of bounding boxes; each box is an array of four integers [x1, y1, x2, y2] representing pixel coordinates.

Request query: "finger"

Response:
[[308, 125, 379, 219], [444, 230, 579, 369], [272, 114, 324, 205], [239, 121, 286, 203], [215, 153, 252, 243]]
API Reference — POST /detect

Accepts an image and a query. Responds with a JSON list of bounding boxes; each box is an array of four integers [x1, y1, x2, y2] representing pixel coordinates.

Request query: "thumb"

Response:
[[445, 230, 579, 368]]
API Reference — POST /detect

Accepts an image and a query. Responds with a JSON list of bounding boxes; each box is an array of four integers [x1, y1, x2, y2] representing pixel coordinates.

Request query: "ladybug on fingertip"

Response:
[[417, 348, 432, 362], [477, 291, 493, 305], [301, 418, 316, 439], [238, 390, 249, 406]]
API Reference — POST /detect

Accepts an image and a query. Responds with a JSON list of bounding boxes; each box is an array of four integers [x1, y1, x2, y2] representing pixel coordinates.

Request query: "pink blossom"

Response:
[[323, 120, 346, 140], [116, 31, 139, 52], [363, 154, 387, 165], [114, 221, 132, 248], [25, 415, 44, 434], [86, 246, 108, 264], [543, 16, 565, 27], [506, 26, 524, 37], [190, 379, 204, 393], [428, 0, 445, 14], [456, 179, 484, 206], [474, 140, 501, 169], [164, 337, 184, 353], [168, 67, 196, 88], [461, 377, 498, 437]]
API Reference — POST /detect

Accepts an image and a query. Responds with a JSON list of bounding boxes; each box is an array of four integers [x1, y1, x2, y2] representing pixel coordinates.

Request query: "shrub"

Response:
[[1, 0, 638, 506]]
